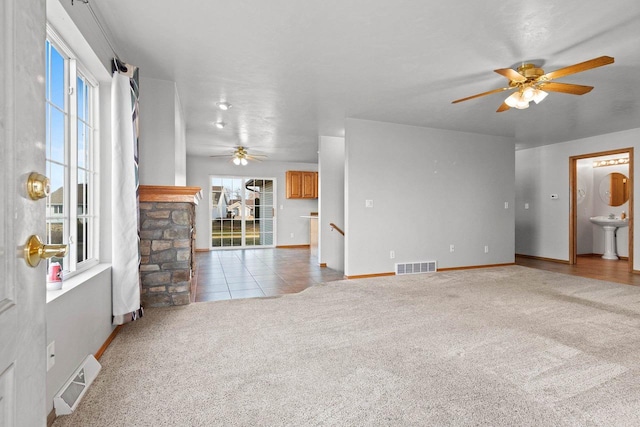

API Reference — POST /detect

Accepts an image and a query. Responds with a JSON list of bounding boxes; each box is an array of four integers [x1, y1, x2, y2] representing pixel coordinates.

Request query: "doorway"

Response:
[[570, 148, 634, 271], [210, 176, 276, 249]]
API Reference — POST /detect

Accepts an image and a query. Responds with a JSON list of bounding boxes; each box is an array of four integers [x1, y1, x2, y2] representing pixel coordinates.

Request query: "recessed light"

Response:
[[216, 101, 231, 111], [215, 121, 226, 129]]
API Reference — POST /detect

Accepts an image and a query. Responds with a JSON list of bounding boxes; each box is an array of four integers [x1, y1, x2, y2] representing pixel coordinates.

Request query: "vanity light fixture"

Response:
[[593, 157, 629, 168], [216, 101, 232, 111], [215, 121, 226, 129]]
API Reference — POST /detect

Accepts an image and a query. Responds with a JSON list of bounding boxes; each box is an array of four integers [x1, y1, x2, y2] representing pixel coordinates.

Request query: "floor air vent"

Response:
[[54, 354, 101, 416], [396, 261, 437, 275]]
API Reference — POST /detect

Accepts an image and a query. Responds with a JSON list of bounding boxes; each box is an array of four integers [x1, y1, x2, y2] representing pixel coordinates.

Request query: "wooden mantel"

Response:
[[139, 185, 203, 204]]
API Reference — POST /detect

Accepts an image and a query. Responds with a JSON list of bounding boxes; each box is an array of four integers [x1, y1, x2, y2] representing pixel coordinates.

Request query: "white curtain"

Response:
[[111, 65, 142, 325]]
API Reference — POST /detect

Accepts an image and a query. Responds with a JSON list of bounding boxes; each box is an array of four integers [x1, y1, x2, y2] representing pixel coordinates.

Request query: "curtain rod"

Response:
[[71, 0, 122, 63]]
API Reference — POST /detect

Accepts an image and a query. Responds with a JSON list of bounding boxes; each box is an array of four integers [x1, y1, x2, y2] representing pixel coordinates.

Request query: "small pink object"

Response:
[[48, 262, 62, 282]]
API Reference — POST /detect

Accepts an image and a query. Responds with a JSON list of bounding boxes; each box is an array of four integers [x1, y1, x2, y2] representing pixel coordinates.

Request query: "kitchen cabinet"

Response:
[[286, 171, 317, 199]]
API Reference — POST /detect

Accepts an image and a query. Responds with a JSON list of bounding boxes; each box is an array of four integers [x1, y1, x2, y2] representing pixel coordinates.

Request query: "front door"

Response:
[[0, 1, 48, 425]]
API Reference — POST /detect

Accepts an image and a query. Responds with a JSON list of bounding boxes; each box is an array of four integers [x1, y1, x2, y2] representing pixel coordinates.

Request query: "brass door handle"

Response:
[[24, 235, 67, 267]]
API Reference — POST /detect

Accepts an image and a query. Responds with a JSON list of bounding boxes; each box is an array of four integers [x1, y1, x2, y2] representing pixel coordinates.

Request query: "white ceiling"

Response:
[[94, 0, 640, 162]]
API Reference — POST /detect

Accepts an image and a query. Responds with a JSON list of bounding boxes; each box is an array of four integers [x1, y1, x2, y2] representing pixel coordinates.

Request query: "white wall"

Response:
[[139, 78, 187, 186], [186, 156, 318, 249], [174, 90, 187, 186], [515, 127, 640, 268], [46, 267, 112, 412], [319, 136, 345, 271], [345, 119, 515, 276]]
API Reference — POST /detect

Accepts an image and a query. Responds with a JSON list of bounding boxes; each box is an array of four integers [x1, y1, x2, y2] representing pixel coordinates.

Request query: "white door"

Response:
[[0, 1, 48, 426]]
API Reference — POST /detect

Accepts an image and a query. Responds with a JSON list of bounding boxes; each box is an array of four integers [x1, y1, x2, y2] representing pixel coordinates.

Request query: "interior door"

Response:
[[0, 1, 48, 425]]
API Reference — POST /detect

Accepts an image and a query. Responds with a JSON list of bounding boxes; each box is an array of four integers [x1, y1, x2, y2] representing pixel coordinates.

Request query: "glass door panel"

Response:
[[211, 176, 276, 248]]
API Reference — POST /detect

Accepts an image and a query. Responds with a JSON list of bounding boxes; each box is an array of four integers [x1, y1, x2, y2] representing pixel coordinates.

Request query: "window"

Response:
[[45, 31, 99, 276]]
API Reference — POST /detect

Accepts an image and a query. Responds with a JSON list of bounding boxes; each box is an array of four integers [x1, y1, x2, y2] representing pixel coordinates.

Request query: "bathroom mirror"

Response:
[[599, 172, 629, 206]]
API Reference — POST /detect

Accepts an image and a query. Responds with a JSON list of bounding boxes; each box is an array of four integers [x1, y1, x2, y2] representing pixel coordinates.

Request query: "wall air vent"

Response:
[[395, 261, 437, 275], [54, 354, 101, 416]]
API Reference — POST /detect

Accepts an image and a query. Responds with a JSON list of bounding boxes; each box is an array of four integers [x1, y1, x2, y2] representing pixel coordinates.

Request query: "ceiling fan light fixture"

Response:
[[532, 89, 548, 104], [233, 156, 241, 165], [215, 121, 226, 129], [216, 101, 232, 111], [240, 158, 248, 166], [505, 92, 523, 108], [522, 86, 536, 100]]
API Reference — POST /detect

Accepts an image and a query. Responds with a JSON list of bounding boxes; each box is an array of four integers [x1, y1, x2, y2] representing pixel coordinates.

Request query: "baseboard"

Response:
[[345, 272, 395, 279], [95, 325, 122, 360], [515, 254, 570, 264], [438, 262, 515, 272], [195, 248, 209, 252], [47, 408, 56, 427], [276, 245, 310, 249]]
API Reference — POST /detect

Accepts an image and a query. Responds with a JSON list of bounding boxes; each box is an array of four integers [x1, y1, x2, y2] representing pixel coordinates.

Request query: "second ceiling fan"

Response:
[[452, 55, 614, 112]]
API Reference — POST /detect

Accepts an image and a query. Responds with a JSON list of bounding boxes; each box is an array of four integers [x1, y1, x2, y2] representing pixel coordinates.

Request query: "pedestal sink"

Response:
[[589, 216, 629, 260]]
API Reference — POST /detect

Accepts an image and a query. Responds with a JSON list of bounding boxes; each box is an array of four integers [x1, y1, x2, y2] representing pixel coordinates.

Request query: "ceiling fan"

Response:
[[452, 56, 614, 112], [210, 146, 267, 165]]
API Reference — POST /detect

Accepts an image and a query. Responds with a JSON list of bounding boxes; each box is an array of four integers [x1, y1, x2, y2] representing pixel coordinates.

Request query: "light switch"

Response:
[[365, 200, 374, 208]]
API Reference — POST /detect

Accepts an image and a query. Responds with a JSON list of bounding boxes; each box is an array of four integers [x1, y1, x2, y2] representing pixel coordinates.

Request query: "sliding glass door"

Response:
[[211, 176, 276, 248]]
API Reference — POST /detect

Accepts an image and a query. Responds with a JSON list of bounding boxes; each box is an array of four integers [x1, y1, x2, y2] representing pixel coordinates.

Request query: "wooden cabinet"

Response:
[[286, 171, 317, 199]]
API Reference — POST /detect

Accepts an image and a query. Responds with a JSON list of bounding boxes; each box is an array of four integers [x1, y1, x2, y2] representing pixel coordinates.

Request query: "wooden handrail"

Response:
[[329, 223, 345, 236]]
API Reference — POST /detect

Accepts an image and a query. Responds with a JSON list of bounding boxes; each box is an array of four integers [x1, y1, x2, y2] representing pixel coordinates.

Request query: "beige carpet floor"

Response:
[[53, 266, 640, 426]]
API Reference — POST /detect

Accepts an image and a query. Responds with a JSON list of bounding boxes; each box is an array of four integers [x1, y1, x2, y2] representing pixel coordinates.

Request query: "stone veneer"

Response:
[[138, 186, 201, 307]]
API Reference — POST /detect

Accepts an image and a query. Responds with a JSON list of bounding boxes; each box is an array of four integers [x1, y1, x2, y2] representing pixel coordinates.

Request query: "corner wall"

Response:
[[345, 119, 515, 276], [319, 136, 345, 271], [139, 78, 186, 186]]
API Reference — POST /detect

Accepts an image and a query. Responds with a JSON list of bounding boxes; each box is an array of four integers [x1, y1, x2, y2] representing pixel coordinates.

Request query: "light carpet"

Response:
[[53, 266, 640, 426]]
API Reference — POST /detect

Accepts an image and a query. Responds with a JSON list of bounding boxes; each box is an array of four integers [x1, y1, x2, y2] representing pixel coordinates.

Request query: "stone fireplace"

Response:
[[139, 185, 202, 307]]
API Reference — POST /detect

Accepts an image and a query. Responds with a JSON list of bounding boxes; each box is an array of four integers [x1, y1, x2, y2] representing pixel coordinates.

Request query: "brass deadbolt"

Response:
[[27, 172, 51, 200]]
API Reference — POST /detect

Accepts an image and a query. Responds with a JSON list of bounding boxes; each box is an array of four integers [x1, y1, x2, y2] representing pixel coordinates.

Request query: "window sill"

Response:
[[46, 263, 111, 304]]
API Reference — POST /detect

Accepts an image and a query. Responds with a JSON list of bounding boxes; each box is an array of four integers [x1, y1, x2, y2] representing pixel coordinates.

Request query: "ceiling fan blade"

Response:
[[539, 82, 594, 95], [494, 68, 526, 82], [540, 56, 614, 81], [452, 87, 512, 104], [496, 102, 510, 113]]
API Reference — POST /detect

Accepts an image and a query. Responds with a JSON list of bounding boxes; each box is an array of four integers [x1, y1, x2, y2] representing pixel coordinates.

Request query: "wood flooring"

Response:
[[516, 254, 640, 287]]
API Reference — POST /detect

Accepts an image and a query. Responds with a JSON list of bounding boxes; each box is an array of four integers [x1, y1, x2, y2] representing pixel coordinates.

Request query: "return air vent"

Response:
[[395, 261, 437, 275], [54, 354, 101, 416]]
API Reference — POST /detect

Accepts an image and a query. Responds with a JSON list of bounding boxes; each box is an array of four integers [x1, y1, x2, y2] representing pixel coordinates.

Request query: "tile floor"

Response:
[[194, 248, 346, 302]]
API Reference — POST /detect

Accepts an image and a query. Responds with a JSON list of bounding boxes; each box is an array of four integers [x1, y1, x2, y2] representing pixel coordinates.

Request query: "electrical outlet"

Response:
[[450, 244, 455, 253], [47, 341, 55, 371], [524, 203, 529, 209], [365, 200, 374, 208], [504, 202, 509, 209], [390, 250, 395, 259], [484, 245, 489, 253]]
